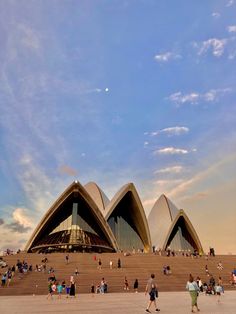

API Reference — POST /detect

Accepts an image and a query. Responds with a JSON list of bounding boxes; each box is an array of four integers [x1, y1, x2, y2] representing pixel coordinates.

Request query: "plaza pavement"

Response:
[[0, 291, 235, 314]]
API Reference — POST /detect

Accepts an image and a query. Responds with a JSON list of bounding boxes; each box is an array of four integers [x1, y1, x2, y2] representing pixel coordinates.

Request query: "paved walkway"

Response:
[[0, 291, 235, 313]]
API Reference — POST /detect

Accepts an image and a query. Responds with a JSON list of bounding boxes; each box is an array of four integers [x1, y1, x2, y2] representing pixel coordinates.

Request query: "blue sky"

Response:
[[0, 0, 236, 253]]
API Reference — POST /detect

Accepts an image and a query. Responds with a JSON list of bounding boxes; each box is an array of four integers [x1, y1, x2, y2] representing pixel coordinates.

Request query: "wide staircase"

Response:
[[0, 253, 235, 296]]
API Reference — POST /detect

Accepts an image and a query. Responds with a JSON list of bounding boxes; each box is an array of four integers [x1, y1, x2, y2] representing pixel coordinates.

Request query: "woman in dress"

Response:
[[133, 279, 139, 293], [69, 281, 76, 297], [186, 274, 200, 313]]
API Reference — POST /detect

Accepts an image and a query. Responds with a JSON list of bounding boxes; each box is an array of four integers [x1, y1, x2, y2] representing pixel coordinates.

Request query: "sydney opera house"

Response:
[[25, 181, 203, 254]]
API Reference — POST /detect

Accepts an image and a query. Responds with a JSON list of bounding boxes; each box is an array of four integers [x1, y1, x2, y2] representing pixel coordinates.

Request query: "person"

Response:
[[1, 273, 7, 287], [69, 281, 76, 297], [51, 282, 57, 295], [196, 276, 203, 292], [134, 278, 139, 293], [217, 261, 223, 270], [163, 265, 167, 275], [7, 269, 12, 286], [109, 260, 113, 269], [75, 268, 79, 276], [57, 282, 63, 299], [215, 283, 223, 302], [65, 283, 70, 298], [47, 281, 53, 299], [100, 278, 106, 294], [218, 276, 224, 293], [65, 254, 69, 264], [186, 274, 200, 313], [117, 258, 121, 269], [205, 265, 209, 276], [145, 273, 160, 312], [166, 265, 171, 275], [98, 258, 102, 270], [209, 275, 216, 293], [124, 276, 129, 291], [91, 283, 95, 294]]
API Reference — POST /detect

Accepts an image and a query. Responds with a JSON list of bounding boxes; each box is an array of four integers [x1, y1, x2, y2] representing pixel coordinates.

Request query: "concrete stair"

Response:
[[0, 253, 235, 296]]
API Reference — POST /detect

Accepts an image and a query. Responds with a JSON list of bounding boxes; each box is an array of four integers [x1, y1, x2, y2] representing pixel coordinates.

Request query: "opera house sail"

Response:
[[25, 180, 203, 254], [148, 195, 203, 253], [25, 181, 118, 253], [104, 183, 151, 253]]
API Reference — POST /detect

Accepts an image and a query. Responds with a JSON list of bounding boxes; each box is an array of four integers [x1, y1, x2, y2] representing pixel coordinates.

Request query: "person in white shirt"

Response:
[[186, 274, 200, 313]]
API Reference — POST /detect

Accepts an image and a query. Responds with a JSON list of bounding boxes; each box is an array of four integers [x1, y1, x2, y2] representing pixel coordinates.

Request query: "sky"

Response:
[[0, 0, 236, 254]]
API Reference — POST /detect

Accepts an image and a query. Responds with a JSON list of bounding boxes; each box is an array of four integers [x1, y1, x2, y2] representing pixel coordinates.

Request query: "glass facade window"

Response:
[[108, 215, 143, 251], [107, 192, 144, 251], [31, 192, 113, 252], [166, 217, 197, 252]]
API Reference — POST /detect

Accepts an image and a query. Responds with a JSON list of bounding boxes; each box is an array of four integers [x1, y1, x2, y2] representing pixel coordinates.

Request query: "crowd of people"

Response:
[[1, 250, 235, 314], [1, 258, 32, 288]]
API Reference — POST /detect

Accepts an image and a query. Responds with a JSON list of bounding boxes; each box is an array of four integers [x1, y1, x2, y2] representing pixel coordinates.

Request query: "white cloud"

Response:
[[12, 208, 33, 228], [17, 154, 68, 215], [155, 166, 183, 174], [168, 92, 199, 105], [154, 52, 181, 63], [150, 126, 189, 136], [212, 12, 220, 18], [144, 141, 149, 146], [196, 38, 227, 57], [226, 0, 234, 7], [228, 51, 236, 60], [228, 25, 236, 33], [154, 179, 183, 186], [167, 88, 231, 106], [19, 24, 41, 52], [154, 147, 189, 155]]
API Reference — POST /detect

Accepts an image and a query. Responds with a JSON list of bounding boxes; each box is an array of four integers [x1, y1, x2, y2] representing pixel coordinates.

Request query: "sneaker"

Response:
[[146, 310, 151, 313], [156, 309, 160, 312]]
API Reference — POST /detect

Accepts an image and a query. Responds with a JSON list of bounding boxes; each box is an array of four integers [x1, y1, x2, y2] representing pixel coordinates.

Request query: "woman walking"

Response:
[[133, 279, 139, 293], [70, 281, 76, 297], [186, 274, 200, 313]]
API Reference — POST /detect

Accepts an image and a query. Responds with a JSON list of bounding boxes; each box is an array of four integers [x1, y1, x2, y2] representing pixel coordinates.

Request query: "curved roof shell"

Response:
[[84, 182, 110, 211], [25, 181, 118, 252], [148, 194, 179, 249], [105, 183, 152, 252], [163, 209, 203, 253]]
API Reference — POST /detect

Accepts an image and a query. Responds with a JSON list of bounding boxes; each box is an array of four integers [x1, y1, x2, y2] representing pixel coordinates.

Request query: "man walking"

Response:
[[145, 273, 160, 312]]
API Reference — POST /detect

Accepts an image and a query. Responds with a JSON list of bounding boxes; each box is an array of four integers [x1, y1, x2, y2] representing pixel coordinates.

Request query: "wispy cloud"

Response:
[[226, 0, 234, 7], [18, 24, 41, 52], [228, 25, 236, 33], [212, 12, 220, 18], [149, 126, 189, 137], [154, 52, 181, 63], [154, 179, 183, 186], [167, 88, 231, 106], [154, 147, 189, 155], [194, 38, 227, 57], [168, 154, 236, 200], [155, 166, 183, 174], [17, 155, 69, 215], [58, 165, 78, 176]]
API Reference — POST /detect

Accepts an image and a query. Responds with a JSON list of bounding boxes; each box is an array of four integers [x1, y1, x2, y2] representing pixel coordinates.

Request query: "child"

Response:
[[124, 277, 129, 291], [66, 283, 70, 298], [57, 282, 63, 299], [215, 283, 223, 302], [91, 283, 95, 295]]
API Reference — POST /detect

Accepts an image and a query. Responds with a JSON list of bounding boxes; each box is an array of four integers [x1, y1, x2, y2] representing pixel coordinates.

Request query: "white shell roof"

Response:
[[84, 182, 110, 211], [148, 194, 179, 249]]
